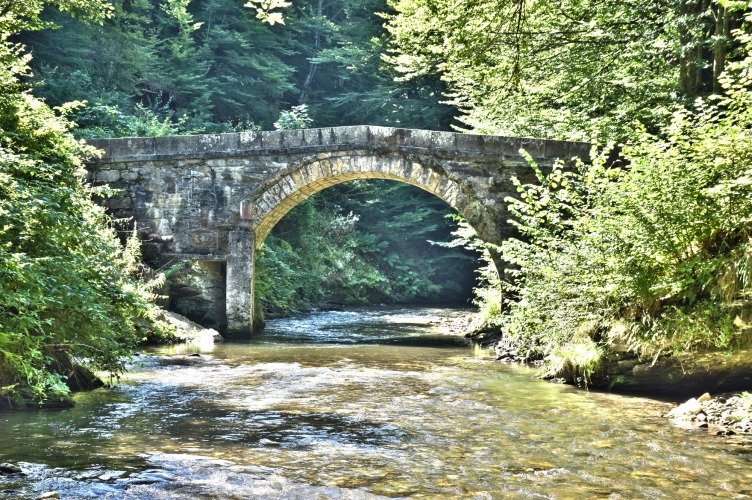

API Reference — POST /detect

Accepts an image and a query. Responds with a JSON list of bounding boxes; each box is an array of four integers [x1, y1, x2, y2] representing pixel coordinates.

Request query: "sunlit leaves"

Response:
[[0, 0, 169, 407], [384, 0, 701, 141], [491, 87, 752, 376], [245, 0, 291, 25]]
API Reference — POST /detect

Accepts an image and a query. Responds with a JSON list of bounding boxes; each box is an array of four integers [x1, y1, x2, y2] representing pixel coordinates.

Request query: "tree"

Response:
[[463, 3, 752, 380], [384, 0, 750, 141], [0, 0, 169, 408]]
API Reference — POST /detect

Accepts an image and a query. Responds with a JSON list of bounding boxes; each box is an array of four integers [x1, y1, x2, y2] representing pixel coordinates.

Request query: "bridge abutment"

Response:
[[226, 230, 255, 338]]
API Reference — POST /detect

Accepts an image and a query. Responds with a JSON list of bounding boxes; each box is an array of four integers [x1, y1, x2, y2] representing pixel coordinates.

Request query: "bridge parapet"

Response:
[[87, 125, 589, 164]]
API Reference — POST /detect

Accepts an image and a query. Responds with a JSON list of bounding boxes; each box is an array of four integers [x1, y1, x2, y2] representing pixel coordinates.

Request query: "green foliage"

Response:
[[19, 0, 454, 134], [255, 181, 479, 316], [245, 0, 291, 25], [0, 0, 170, 407], [481, 59, 752, 378], [273, 104, 313, 130], [384, 0, 748, 141], [75, 101, 188, 139]]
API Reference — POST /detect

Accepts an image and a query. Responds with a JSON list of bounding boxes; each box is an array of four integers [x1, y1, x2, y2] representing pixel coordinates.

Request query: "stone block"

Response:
[[197, 134, 234, 152], [260, 131, 283, 149], [303, 128, 323, 146], [367, 126, 395, 146], [191, 229, 218, 250], [431, 131, 456, 151], [406, 129, 432, 149], [282, 129, 305, 148], [112, 137, 155, 160], [97, 169, 121, 182], [455, 133, 484, 154], [239, 131, 262, 149], [335, 126, 369, 146], [154, 136, 181, 156], [121, 170, 139, 181], [483, 135, 521, 157], [519, 138, 546, 159]]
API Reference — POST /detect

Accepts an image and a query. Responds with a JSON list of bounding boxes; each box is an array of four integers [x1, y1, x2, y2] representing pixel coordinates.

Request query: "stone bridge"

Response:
[[86, 126, 590, 337]]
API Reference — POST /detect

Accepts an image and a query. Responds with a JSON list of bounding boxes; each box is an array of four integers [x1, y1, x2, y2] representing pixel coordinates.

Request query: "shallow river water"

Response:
[[1, 307, 752, 499]]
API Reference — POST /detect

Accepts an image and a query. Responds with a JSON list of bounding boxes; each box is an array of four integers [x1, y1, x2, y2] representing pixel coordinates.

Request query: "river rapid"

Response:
[[1, 306, 751, 499]]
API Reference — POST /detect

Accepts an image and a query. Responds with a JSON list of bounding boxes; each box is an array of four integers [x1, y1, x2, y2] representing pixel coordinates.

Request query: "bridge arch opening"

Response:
[[249, 154, 500, 249], [254, 178, 488, 319], [223, 153, 504, 337]]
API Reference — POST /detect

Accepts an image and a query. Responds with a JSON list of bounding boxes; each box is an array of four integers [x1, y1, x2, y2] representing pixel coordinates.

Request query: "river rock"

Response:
[[666, 398, 703, 419], [35, 492, 59, 499], [667, 391, 752, 434], [0, 463, 23, 475], [163, 310, 223, 344]]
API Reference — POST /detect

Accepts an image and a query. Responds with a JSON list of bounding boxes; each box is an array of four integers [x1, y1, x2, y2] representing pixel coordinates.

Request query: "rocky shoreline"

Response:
[[666, 391, 752, 435], [459, 314, 752, 437]]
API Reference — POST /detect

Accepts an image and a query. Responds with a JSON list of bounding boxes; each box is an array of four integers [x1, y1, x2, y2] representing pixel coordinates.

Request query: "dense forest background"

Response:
[[19, 0, 457, 135], [2, 0, 752, 406]]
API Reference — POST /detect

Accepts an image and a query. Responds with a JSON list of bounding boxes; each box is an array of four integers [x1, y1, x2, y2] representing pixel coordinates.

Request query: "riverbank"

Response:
[[0, 310, 220, 411], [462, 313, 752, 436]]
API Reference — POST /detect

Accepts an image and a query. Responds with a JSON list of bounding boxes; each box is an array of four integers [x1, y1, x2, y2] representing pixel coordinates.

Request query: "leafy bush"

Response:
[[74, 101, 188, 139], [488, 99, 752, 379], [0, 1, 170, 407], [273, 104, 313, 130], [471, 11, 752, 380]]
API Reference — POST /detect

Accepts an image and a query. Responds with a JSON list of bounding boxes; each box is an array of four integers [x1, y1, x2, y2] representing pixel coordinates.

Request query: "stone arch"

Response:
[[249, 153, 497, 249]]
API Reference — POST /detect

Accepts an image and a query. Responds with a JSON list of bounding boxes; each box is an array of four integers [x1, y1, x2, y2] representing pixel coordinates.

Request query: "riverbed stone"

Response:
[[667, 391, 752, 434], [0, 463, 23, 475], [35, 493, 59, 499]]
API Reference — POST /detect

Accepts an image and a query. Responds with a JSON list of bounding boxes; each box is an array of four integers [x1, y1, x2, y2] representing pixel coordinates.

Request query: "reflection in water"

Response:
[[1, 307, 751, 498]]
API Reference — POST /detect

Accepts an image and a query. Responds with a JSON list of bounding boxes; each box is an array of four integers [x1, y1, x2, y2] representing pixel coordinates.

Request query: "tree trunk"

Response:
[[712, 3, 728, 93], [299, 0, 324, 102]]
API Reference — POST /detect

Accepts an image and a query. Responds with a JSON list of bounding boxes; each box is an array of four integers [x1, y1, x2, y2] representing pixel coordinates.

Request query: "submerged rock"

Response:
[[35, 492, 60, 499]]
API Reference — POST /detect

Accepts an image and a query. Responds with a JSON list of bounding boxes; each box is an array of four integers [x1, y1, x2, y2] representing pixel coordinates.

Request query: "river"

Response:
[[1, 306, 751, 498]]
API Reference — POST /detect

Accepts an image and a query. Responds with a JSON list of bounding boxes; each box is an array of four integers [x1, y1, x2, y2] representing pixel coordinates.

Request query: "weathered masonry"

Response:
[[86, 126, 590, 337]]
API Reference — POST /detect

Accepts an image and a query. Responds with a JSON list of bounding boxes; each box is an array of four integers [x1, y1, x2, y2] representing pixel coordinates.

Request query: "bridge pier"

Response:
[[226, 229, 255, 338]]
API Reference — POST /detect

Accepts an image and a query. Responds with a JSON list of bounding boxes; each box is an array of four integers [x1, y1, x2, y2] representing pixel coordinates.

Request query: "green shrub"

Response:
[[472, 12, 752, 379], [0, 1, 169, 406]]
